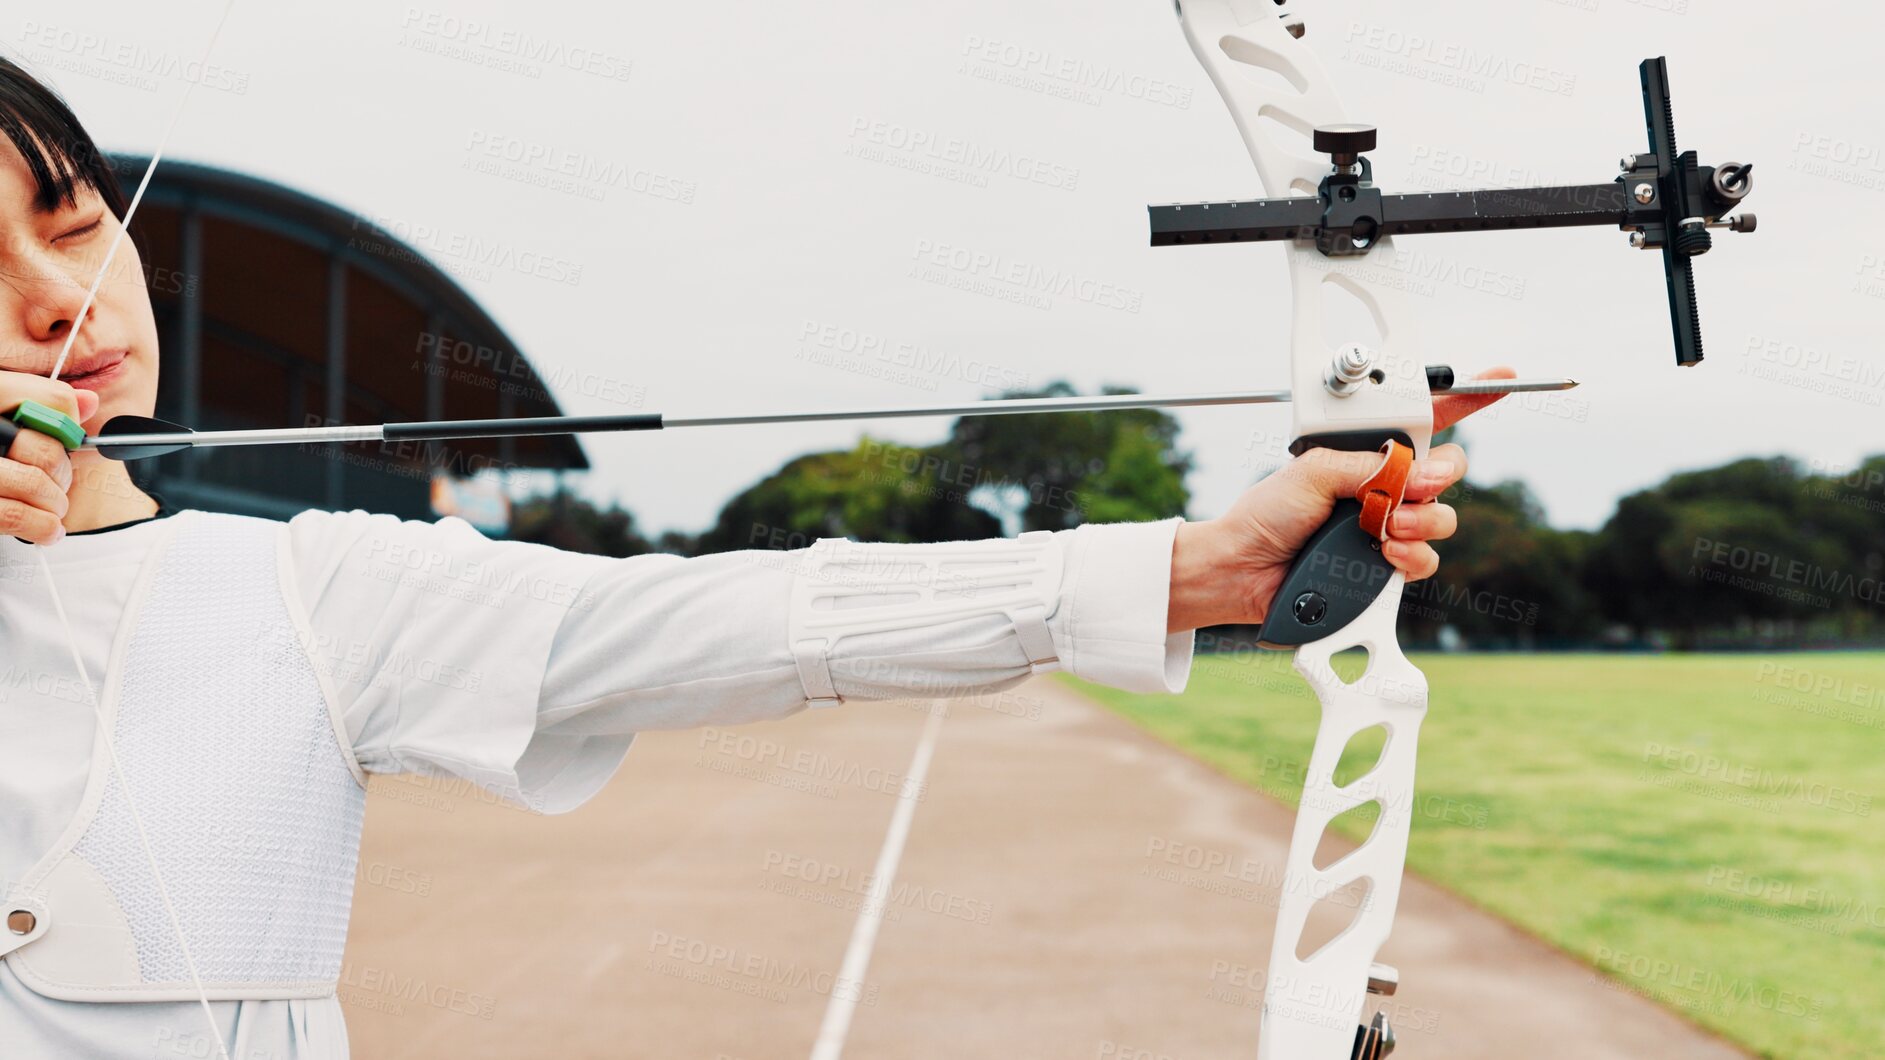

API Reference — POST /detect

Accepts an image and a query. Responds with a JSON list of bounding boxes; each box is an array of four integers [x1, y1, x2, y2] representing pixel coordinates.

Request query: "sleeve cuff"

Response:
[[1054, 518, 1193, 694]]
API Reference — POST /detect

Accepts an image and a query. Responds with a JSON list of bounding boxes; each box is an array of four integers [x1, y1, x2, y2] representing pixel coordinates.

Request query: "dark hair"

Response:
[[0, 56, 128, 218]]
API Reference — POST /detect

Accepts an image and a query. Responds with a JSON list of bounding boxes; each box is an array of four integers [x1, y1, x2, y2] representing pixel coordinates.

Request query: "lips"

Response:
[[62, 349, 128, 391]]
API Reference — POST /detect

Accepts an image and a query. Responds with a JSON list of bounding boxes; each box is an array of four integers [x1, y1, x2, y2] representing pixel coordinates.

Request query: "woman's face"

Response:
[[0, 138, 160, 434]]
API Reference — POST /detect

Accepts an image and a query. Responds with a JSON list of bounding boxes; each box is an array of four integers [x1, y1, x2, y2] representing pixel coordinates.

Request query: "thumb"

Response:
[[75, 389, 99, 424]]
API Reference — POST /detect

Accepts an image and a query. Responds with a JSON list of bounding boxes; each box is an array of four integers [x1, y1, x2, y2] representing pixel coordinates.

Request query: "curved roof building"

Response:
[[114, 155, 585, 524]]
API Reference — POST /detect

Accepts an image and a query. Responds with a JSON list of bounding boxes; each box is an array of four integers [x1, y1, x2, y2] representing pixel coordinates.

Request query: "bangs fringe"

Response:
[[0, 54, 129, 217]]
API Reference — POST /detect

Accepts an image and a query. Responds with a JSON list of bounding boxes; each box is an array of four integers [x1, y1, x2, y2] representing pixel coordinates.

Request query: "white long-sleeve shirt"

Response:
[[0, 509, 1191, 1059]]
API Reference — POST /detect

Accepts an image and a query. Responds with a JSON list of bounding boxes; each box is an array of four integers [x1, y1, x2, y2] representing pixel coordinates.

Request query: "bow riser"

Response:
[[1175, 3, 1431, 1056], [1274, 582, 1426, 1057]]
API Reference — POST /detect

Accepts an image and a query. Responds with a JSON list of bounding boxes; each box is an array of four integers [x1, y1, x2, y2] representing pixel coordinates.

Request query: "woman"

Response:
[[0, 56, 1496, 1059]]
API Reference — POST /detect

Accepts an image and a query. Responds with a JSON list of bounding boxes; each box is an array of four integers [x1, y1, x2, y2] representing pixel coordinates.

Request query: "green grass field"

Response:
[[1067, 652, 1885, 1060]]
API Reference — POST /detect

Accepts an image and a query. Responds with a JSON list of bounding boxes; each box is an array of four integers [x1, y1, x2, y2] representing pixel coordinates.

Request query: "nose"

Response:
[[18, 260, 93, 348]]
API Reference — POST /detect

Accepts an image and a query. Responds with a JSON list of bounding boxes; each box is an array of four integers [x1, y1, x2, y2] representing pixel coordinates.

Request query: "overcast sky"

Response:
[[9, 0, 1880, 534]]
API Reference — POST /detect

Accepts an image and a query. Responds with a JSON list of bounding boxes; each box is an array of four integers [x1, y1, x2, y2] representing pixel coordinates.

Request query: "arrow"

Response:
[[72, 375, 1576, 462]]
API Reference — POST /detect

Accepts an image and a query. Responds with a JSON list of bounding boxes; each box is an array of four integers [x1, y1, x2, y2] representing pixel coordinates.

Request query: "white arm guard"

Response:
[[786, 531, 1065, 708]]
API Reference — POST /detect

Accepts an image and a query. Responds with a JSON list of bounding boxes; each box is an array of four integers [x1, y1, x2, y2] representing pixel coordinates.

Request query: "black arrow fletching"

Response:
[[93, 416, 195, 462]]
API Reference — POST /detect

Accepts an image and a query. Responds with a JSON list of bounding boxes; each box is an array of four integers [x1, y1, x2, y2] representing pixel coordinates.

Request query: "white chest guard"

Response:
[[1, 511, 367, 1002]]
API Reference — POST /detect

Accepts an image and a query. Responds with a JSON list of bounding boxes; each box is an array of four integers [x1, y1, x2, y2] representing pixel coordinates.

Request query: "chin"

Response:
[[86, 388, 156, 430]]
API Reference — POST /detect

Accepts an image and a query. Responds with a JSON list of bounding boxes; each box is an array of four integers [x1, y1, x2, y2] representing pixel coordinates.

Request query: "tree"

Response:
[[1586, 456, 1883, 646], [1404, 479, 1599, 647], [943, 381, 1192, 533], [510, 485, 658, 557], [691, 441, 1002, 555]]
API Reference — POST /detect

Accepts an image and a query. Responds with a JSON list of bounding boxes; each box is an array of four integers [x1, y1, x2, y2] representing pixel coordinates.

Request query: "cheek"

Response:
[[103, 246, 162, 384], [108, 245, 159, 324]]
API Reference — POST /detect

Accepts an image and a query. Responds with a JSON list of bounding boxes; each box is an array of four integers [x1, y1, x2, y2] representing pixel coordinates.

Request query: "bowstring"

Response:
[[33, 3, 241, 1058]]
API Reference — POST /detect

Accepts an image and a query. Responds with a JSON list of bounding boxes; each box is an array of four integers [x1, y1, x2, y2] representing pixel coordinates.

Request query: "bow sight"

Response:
[[1150, 58, 1754, 367]]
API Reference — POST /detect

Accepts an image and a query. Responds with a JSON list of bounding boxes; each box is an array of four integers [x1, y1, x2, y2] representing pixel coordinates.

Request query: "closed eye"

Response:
[[54, 218, 103, 244]]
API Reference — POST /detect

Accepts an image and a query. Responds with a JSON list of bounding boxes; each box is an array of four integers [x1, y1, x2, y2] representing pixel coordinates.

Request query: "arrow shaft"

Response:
[[663, 389, 1288, 428], [88, 391, 1292, 452], [82, 378, 1574, 455]]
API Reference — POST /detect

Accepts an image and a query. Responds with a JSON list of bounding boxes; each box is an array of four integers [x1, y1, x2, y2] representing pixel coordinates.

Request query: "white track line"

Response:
[[807, 701, 947, 1060]]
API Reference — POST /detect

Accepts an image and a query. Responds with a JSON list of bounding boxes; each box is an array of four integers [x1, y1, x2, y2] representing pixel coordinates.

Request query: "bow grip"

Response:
[[1256, 431, 1414, 648], [0, 401, 87, 454]]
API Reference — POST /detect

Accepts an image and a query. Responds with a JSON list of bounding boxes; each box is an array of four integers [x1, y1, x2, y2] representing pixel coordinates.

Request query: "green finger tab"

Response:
[[12, 400, 86, 451]]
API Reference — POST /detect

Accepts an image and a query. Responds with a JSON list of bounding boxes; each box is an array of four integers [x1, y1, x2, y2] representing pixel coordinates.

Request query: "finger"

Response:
[[7, 429, 74, 492], [1404, 444, 1469, 501], [0, 374, 88, 421], [0, 453, 70, 521], [0, 497, 65, 545], [1389, 502, 1457, 542], [1382, 538, 1439, 581], [1285, 447, 1400, 500], [1431, 366, 1514, 433]]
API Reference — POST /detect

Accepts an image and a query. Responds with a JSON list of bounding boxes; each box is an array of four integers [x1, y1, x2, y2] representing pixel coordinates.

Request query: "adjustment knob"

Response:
[[1313, 123, 1377, 167], [1674, 219, 1712, 257], [1709, 162, 1753, 202]]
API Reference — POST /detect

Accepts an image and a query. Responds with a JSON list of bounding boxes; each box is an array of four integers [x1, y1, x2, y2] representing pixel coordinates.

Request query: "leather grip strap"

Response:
[[1356, 439, 1414, 542]]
